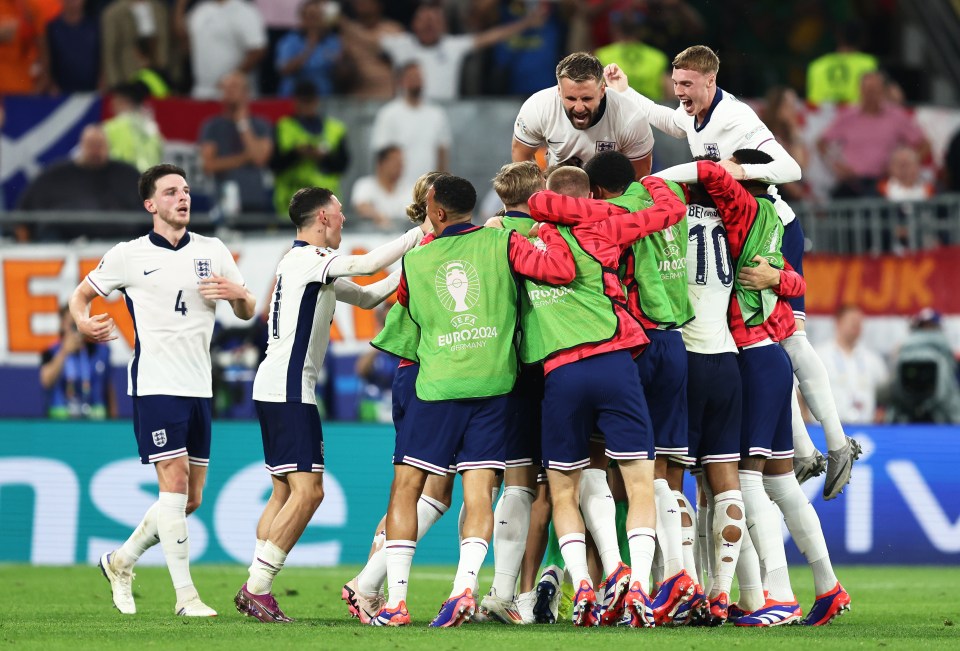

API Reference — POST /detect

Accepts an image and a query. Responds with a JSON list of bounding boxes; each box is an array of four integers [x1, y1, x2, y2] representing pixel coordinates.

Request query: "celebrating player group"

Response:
[[76, 44, 859, 630]]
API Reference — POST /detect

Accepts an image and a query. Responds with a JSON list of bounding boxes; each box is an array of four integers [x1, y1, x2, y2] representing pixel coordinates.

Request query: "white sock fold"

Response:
[[790, 388, 818, 458], [579, 469, 621, 577], [558, 533, 591, 588], [763, 472, 837, 594], [452, 537, 489, 596], [711, 490, 745, 597], [739, 471, 793, 602], [157, 492, 194, 601], [385, 540, 416, 608], [116, 501, 161, 570], [781, 331, 846, 451], [491, 486, 535, 600], [653, 479, 684, 577], [248, 540, 287, 595], [626, 528, 656, 595]]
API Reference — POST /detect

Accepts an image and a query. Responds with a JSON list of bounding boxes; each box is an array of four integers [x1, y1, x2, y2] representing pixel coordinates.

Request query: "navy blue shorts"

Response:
[[686, 352, 742, 465], [392, 363, 418, 435], [541, 351, 654, 470], [506, 364, 544, 468], [395, 395, 509, 475], [738, 345, 794, 459], [132, 395, 211, 466], [782, 219, 805, 319], [634, 329, 688, 459], [254, 401, 324, 475]]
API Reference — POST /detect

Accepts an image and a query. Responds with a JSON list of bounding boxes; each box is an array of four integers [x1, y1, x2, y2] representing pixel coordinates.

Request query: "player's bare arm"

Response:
[[604, 63, 685, 139], [69, 281, 117, 342], [511, 138, 540, 163], [737, 255, 781, 291], [199, 274, 256, 319]]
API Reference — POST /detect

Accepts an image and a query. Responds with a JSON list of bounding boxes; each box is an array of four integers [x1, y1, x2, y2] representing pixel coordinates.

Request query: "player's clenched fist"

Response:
[[77, 313, 118, 342], [198, 274, 248, 301]]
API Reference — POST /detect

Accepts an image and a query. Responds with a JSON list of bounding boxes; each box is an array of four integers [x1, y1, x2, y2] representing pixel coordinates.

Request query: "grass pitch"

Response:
[[2, 565, 958, 650]]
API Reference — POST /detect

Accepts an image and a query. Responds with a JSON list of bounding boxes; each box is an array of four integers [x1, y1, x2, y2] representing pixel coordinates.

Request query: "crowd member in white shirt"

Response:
[[235, 187, 425, 622], [370, 62, 451, 194], [814, 305, 889, 424], [351, 145, 411, 230], [70, 163, 257, 618], [187, 0, 268, 99]]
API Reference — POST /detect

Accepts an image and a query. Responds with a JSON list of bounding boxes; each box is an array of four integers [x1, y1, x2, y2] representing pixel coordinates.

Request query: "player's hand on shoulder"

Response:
[[738, 255, 780, 290], [484, 216, 504, 229], [603, 63, 629, 93], [199, 274, 247, 301], [718, 159, 746, 180], [76, 313, 117, 342]]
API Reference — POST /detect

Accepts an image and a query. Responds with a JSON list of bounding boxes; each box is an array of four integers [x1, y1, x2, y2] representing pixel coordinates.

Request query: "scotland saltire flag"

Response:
[[0, 94, 102, 210]]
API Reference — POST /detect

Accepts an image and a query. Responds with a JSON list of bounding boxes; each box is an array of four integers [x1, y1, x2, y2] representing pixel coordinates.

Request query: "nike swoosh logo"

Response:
[[177, 537, 188, 544], [547, 139, 565, 145], [824, 458, 851, 495], [144, 268, 161, 275]]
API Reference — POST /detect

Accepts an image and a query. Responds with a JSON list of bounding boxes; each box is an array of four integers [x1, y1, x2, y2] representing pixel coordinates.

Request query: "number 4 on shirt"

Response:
[[174, 290, 188, 316]]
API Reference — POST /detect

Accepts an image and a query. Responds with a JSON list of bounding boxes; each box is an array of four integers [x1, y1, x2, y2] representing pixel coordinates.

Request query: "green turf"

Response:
[[1, 565, 958, 650]]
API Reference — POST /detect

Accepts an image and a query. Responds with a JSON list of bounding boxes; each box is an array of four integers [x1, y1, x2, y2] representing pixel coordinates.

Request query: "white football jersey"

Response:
[[681, 203, 737, 355], [513, 86, 654, 168], [86, 232, 245, 397], [252, 243, 340, 404]]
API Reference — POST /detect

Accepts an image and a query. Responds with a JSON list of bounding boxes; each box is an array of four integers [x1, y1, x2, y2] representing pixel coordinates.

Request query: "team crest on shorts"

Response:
[[705, 143, 721, 158], [595, 141, 617, 152], [436, 260, 480, 313], [194, 259, 213, 279], [152, 429, 167, 447]]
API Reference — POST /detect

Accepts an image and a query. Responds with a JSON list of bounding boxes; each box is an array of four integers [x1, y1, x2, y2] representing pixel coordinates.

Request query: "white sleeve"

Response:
[[325, 227, 422, 278], [741, 137, 802, 184], [350, 177, 376, 206], [380, 32, 413, 63], [239, 5, 267, 49], [334, 270, 401, 309], [655, 162, 699, 183], [623, 87, 686, 139], [513, 94, 545, 148], [619, 111, 655, 160], [217, 240, 245, 286], [85, 243, 127, 297]]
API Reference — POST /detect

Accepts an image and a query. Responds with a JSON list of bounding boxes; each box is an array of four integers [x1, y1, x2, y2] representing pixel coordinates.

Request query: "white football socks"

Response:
[[116, 501, 161, 570], [558, 533, 591, 587], [249, 538, 266, 577], [384, 540, 416, 608], [248, 540, 287, 595], [653, 479, 684, 577], [739, 471, 794, 603], [790, 388, 818, 458], [674, 490, 700, 585], [735, 527, 766, 612], [357, 496, 448, 595], [763, 472, 838, 594], [491, 486, 536, 600], [579, 469, 622, 577], [626, 528, 656, 594], [452, 537, 489, 596], [157, 492, 195, 602], [711, 490, 745, 597], [781, 330, 846, 451]]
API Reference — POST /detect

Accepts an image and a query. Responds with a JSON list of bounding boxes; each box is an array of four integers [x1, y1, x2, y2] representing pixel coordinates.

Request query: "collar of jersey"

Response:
[[694, 87, 724, 133], [589, 95, 608, 128], [149, 231, 190, 251], [438, 223, 480, 238], [504, 210, 531, 218], [292, 239, 310, 248]]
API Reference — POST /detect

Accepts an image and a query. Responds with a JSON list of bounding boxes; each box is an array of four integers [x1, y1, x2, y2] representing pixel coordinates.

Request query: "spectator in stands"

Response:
[[878, 146, 934, 202], [341, 0, 543, 101], [253, 0, 299, 95], [40, 305, 116, 420], [817, 71, 929, 198], [806, 22, 877, 106], [340, 0, 402, 99], [764, 85, 811, 201], [101, 0, 169, 89], [275, 0, 344, 98], [0, 0, 46, 94], [131, 36, 172, 97], [370, 62, 450, 194], [636, 0, 705, 63], [887, 308, 960, 424], [103, 82, 164, 172], [595, 10, 669, 101], [814, 304, 889, 424], [198, 71, 273, 220], [271, 79, 348, 216], [17, 124, 143, 240], [187, 0, 266, 99], [40, 0, 100, 93], [350, 145, 408, 230]]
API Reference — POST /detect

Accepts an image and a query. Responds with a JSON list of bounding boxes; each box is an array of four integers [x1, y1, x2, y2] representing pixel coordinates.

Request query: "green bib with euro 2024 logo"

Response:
[[607, 180, 694, 329], [404, 227, 520, 401], [501, 214, 619, 364], [371, 302, 421, 362]]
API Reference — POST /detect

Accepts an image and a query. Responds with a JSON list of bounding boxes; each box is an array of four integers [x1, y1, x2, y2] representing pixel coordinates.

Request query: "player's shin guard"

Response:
[[116, 502, 161, 570], [711, 490, 744, 597], [653, 479, 684, 577], [157, 492, 195, 600], [781, 331, 846, 451], [491, 486, 536, 600], [763, 472, 838, 595], [739, 471, 794, 603], [580, 469, 622, 577]]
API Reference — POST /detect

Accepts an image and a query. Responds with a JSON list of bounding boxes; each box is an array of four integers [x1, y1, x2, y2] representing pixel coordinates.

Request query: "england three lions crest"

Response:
[[704, 143, 721, 159], [194, 259, 213, 279], [596, 141, 617, 152]]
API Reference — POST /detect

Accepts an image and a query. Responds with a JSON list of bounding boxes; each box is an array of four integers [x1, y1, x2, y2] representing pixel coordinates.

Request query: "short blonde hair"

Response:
[[493, 161, 543, 207], [406, 171, 446, 224], [556, 52, 604, 84], [672, 45, 720, 76], [546, 166, 590, 198]]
